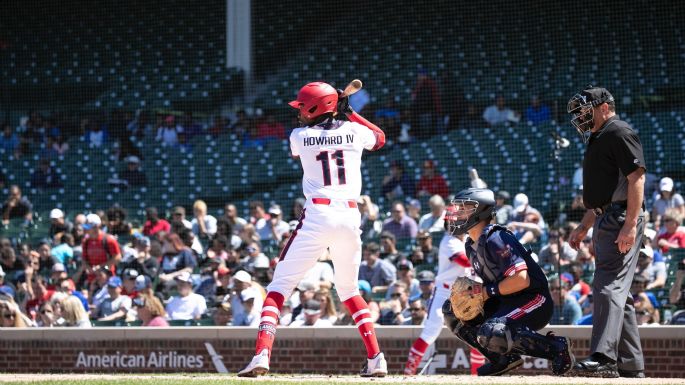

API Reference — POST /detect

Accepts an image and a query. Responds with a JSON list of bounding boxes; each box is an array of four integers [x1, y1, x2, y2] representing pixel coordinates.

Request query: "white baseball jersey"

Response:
[[267, 119, 380, 304], [435, 233, 469, 287], [290, 120, 377, 200]]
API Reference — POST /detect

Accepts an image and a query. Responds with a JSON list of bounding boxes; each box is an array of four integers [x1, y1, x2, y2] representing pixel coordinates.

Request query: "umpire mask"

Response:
[[567, 86, 614, 144], [567, 93, 594, 143]]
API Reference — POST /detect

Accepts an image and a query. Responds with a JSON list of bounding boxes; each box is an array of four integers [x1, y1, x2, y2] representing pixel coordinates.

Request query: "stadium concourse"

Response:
[[0, 0, 684, 366]]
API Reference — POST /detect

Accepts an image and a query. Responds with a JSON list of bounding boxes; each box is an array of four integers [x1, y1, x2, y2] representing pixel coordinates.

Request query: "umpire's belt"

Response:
[[312, 198, 358, 208], [592, 201, 627, 216]]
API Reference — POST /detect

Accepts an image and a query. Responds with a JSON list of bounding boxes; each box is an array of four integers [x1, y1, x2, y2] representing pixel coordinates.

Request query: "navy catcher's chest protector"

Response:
[[466, 225, 549, 294]]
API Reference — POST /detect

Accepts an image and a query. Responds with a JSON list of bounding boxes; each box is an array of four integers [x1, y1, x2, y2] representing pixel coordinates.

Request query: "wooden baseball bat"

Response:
[[340, 79, 363, 98]]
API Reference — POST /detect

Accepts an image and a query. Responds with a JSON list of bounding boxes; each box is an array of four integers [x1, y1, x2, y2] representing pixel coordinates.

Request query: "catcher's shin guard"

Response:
[[455, 322, 522, 376], [510, 326, 575, 375], [442, 302, 522, 377]]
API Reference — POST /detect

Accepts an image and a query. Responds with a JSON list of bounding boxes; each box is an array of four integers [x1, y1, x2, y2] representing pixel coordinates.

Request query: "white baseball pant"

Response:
[[267, 200, 363, 302], [419, 284, 452, 345]]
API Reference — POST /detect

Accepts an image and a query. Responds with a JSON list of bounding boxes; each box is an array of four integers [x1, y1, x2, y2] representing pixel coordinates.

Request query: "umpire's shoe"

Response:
[[477, 354, 523, 376], [360, 352, 388, 377], [572, 354, 619, 378]]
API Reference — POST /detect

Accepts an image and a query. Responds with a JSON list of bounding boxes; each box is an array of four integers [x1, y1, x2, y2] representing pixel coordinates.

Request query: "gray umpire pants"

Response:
[[590, 207, 645, 371]]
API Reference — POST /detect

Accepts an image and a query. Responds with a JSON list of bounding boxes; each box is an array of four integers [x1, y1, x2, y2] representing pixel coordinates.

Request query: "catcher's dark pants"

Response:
[[466, 291, 554, 331]]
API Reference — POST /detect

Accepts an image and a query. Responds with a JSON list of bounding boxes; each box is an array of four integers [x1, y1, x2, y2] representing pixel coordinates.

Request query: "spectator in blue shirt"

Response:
[[382, 202, 418, 240], [358, 242, 396, 293], [524, 96, 551, 125], [0, 124, 19, 155]]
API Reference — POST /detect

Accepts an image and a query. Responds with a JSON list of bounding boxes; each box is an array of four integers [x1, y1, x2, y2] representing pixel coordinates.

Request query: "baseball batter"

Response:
[[239, 81, 388, 377], [404, 222, 484, 375]]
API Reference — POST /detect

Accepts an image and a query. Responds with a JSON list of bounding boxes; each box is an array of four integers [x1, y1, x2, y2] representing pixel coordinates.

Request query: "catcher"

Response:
[[443, 187, 575, 376]]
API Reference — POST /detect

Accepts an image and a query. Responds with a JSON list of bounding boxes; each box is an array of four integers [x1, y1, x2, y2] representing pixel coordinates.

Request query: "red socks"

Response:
[[470, 348, 485, 375], [343, 295, 381, 359], [404, 337, 429, 375], [255, 291, 285, 356]]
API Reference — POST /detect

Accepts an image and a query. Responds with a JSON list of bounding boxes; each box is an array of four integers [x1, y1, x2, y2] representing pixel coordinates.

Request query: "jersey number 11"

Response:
[[316, 150, 346, 186]]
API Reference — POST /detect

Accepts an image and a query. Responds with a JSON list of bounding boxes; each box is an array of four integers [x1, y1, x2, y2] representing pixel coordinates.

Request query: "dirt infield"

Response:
[[1, 374, 684, 385]]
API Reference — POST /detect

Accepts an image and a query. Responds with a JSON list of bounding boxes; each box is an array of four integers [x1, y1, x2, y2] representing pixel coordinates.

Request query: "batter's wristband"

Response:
[[485, 283, 501, 297]]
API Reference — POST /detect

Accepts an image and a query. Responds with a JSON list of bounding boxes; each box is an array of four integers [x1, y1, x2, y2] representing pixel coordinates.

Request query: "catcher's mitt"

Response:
[[450, 276, 485, 321]]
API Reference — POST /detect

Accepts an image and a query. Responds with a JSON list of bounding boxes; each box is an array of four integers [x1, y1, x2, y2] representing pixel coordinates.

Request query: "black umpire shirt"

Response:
[[582, 115, 646, 209]]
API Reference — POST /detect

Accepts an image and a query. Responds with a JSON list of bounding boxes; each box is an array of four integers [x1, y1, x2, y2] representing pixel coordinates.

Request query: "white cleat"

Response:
[[360, 352, 388, 377], [237, 349, 270, 377]]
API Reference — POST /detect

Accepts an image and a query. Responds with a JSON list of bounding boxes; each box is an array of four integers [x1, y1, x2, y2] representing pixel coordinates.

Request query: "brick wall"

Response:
[[1, 326, 684, 377]]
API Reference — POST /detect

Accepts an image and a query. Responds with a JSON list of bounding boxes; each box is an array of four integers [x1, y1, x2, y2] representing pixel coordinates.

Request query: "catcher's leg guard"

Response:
[[510, 326, 575, 375], [441, 303, 522, 377]]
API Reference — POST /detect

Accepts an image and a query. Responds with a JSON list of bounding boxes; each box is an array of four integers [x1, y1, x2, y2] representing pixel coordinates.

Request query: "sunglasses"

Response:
[[390, 293, 402, 298], [2, 313, 15, 320]]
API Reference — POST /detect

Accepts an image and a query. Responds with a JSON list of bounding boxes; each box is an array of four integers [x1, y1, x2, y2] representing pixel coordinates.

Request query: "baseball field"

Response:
[[1, 374, 685, 385]]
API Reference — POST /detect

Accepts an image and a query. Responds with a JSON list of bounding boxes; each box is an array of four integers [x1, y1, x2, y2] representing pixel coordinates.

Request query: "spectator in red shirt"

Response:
[[76, 213, 121, 284], [568, 262, 591, 306], [655, 210, 685, 254], [142, 207, 170, 238], [25, 275, 54, 316], [255, 113, 286, 140], [416, 160, 449, 198]]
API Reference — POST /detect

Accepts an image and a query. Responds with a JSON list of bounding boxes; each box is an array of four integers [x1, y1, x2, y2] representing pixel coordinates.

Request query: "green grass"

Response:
[[2, 375, 685, 385]]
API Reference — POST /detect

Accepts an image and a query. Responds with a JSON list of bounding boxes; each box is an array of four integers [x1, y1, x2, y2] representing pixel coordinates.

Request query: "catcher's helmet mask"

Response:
[[567, 85, 615, 144], [446, 188, 497, 236]]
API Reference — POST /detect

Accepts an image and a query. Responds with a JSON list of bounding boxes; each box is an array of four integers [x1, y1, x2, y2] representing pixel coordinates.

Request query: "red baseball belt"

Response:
[[311, 198, 358, 208]]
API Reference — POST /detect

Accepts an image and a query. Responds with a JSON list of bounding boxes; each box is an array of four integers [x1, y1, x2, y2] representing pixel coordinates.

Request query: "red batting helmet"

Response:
[[288, 82, 338, 120]]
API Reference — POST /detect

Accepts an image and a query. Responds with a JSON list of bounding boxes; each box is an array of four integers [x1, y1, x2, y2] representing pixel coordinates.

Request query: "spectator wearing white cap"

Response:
[[75, 213, 121, 285], [418, 195, 446, 233], [165, 272, 207, 321], [121, 155, 147, 187], [49, 263, 68, 288], [634, 245, 666, 290], [230, 270, 263, 326], [507, 193, 546, 244], [256, 205, 289, 242], [48, 208, 72, 243], [652, 177, 684, 232]]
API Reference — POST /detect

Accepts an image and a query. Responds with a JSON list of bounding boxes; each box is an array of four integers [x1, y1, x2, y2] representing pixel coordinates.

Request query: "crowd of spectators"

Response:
[[1, 166, 684, 329], [0, 75, 683, 328]]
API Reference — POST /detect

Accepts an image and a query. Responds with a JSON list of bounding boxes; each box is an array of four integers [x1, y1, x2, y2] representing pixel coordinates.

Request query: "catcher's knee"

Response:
[[477, 317, 513, 354]]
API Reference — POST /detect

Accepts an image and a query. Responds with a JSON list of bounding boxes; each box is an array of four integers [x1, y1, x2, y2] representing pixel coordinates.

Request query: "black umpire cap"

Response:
[[580, 86, 615, 107]]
